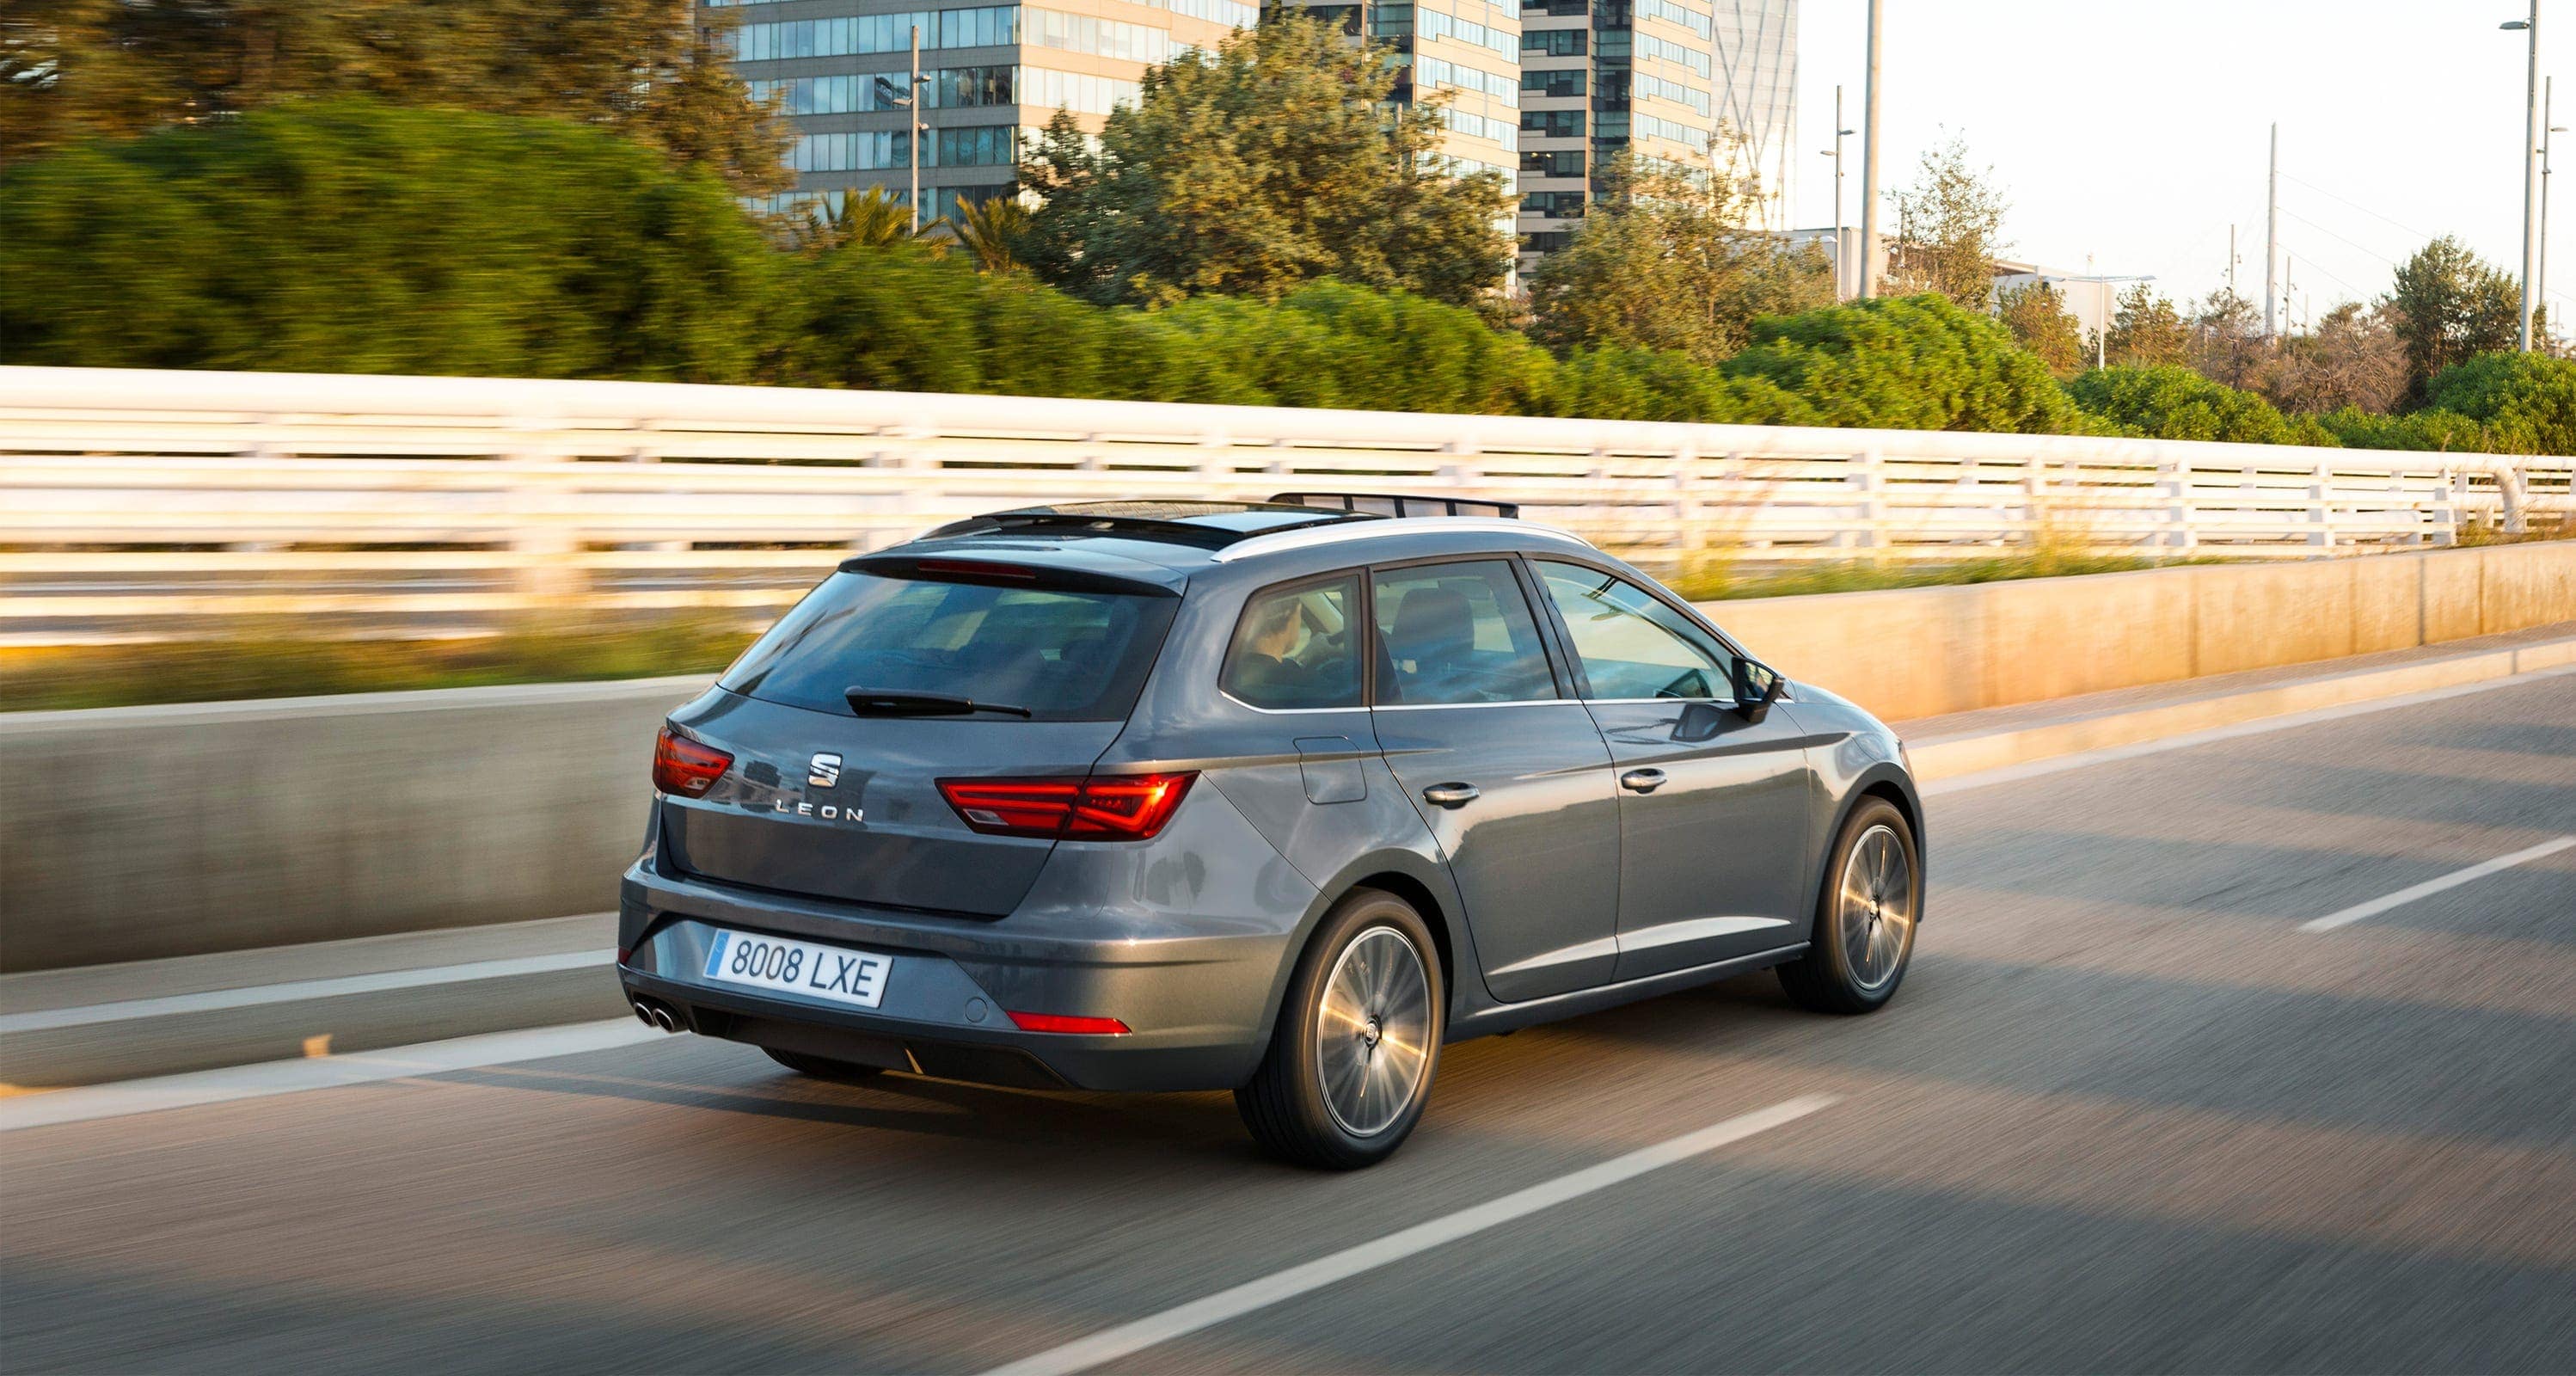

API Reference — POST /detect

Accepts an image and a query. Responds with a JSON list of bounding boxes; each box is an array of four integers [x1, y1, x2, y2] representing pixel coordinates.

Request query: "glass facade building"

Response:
[[1514, 0, 1795, 268], [709, 0, 1257, 226]]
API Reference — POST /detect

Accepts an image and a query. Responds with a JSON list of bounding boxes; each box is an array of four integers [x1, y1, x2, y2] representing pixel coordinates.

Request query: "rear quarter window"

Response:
[[721, 570, 1177, 721], [1221, 574, 1363, 710]]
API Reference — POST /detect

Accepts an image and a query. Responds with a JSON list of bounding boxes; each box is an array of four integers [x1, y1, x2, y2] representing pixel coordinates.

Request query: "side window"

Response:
[[1534, 560, 1729, 700], [1221, 574, 1363, 710], [1371, 560, 1558, 705]]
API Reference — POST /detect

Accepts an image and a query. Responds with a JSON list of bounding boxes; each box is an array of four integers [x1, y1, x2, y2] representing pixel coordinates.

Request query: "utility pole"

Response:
[[2546, 77, 2565, 349], [1857, 0, 1883, 298], [2227, 224, 2236, 297], [2265, 123, 2279, 337], [2512, 2, 2542, 350], [1830, 85, 1850, 300]]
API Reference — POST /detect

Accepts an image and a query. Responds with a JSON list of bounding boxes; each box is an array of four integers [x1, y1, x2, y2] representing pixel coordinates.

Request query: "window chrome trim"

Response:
[[1372, 698, 1584, 710], [1217, 690, 1367, 716]]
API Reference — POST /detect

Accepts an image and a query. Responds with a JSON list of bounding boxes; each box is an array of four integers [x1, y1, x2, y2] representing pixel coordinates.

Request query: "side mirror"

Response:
[[1731, 656, 1786, 724]]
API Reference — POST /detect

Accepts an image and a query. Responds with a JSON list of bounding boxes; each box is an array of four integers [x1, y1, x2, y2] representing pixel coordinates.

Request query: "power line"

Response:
[[2276, 206, 2406, 271], [2278, 171, 2442, 248]]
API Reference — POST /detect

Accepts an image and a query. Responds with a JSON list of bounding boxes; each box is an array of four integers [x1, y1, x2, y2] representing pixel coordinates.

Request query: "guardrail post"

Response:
[[504, 424, 586, 608], [1847, 449, 1884, 553], [2499, 464, 2530, 535], [1199, 432, 1232, 494], [1669, 443, 1701, 554], [2429, 468, 2458, 546], [2159, 458, 2196, 552], [2306, 461, 2334, 550]]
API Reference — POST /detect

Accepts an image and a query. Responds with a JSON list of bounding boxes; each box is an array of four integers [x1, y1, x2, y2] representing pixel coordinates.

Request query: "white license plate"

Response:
[[702, 929, 890, 1010]]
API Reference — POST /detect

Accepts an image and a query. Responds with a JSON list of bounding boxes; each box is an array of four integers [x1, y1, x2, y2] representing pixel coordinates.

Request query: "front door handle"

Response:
[[1421, 782, 1481, 809], [1620, 768, 1668, 794]]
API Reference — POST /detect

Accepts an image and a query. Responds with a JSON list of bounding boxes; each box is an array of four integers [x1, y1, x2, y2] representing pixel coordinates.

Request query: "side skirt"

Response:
[[1444, 943, 1809, 1042]]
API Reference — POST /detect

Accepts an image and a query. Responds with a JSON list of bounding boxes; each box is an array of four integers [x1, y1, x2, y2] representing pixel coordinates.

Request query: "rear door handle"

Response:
[[1421, 783, 1481, 809], [1620, 768, 1668, 794]]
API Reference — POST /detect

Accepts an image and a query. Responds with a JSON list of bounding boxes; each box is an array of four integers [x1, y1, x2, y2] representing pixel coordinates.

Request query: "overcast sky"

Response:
[[1789, 0, 2564, 320]]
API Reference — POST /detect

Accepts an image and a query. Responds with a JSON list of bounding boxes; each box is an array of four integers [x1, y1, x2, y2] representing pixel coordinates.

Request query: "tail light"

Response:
[[1005, 1010, 1132, 1035], [652, 726, 733, 797], [937, 771, 1196, 840]]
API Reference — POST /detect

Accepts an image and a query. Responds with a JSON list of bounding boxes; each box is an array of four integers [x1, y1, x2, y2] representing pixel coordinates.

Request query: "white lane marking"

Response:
[[0, 1019, 659, 1133], [980, 1094, 1840, 1376], [0, 950, 616, 1034], [1922, 661, 2576, 796], [2298, 836, 2576, 933]]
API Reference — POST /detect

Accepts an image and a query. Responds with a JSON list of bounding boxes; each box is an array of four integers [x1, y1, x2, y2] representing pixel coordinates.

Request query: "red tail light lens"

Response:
[[652, 726, 733, 797], [937, 772, 1197, 840], [1005, 1010, 1132, 1035]]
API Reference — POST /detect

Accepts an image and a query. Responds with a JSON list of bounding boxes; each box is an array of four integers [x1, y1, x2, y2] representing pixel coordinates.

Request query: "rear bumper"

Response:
[[618, 865, 1287, 1092]]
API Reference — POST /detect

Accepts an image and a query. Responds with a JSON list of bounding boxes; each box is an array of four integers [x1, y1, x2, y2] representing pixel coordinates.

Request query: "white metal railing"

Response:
[[3, 366, 2568, 642]]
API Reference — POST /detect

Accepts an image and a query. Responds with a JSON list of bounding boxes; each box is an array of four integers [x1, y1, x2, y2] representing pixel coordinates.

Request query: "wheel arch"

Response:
[[1817, 761, 1927, 921], [1248, 849, 1475, 1057]]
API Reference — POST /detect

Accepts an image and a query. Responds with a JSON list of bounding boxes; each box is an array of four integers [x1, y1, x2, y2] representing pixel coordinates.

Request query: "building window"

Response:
[[1520, 149, 1584, 176], [1518, 230, 1573, 254], [1521, 27, 1584, 54], [936, 124, 1019, 168], [1520, 67, 1585, 97], [1519, 190, 1586, 218], [1520, 108, 1584, 138]]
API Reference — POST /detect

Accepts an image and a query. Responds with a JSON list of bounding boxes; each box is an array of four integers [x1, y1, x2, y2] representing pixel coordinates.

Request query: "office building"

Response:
[[713, 0, 1259, 225], [1518, 0, 1796, 269]]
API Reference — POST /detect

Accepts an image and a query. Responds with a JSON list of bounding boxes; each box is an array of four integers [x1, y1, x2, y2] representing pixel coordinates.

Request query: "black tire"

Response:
[[1236, 888, 1445, 1170], [1778, 796, 1920, 1015], [764, 1047, 887, 1082]]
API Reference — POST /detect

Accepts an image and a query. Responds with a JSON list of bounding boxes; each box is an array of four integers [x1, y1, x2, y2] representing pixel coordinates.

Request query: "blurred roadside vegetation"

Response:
[[0, 617, 760, 712]]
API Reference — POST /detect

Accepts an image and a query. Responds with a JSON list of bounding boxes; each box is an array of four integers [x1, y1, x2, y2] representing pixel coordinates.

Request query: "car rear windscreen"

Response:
[[719, 570, 1179, 722]]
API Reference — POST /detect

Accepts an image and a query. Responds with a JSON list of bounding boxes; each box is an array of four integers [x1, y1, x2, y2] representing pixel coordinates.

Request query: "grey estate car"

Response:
[[616, 499, 1922, 1168]]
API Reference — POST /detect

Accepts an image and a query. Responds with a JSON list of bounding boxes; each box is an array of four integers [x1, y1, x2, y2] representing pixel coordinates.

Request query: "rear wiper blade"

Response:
[[843, 687, 1034, 719]]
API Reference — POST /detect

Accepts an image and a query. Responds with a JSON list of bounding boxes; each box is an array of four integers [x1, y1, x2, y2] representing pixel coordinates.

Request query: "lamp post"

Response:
[[2547, 77, 2567, 349], [2505, 5, 2542, 351], [1857, 0, 1883, 298], [874, 27, 932, 235], [1820, 84, 1856, 300]]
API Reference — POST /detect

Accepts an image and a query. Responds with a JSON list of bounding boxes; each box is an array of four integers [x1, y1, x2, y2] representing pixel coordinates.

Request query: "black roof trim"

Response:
[[922, 501, 1371, 550], [1269, 492, 1522, 519]]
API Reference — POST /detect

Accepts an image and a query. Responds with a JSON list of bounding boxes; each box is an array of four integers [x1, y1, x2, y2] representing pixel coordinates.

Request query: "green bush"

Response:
[[0, 99, 774, 381], [2066, 366, 2339, 446], [2314, 406, 2501, 453], [1717, 295, 2100, 433], [2418, 352, 2576, 455]]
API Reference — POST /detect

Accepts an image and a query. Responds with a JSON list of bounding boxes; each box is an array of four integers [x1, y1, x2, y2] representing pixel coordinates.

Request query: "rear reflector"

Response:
[[652, 726, 733, 797], [937, 772, 1196, 840], [1005, 1010, 1132, 1035]]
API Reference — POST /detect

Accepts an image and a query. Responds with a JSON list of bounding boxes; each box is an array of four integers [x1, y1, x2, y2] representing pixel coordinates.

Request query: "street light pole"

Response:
[[2545, 77, 2565, 349], [2509, 3, 2542, 350], [1822, 84, 1854, 301], [875, 31, 933, 236], [1857, 0, 1883, 299]]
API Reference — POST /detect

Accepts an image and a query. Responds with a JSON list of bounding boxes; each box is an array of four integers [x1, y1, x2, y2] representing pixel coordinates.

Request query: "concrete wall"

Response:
[[0, 679, 705, 972], [1709, 542, 2576, 722], [3, 544, 2569, 973]]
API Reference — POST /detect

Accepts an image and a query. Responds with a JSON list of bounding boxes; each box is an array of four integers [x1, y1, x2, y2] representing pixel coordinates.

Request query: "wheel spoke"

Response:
[[1313, 927, 1433, 1138]]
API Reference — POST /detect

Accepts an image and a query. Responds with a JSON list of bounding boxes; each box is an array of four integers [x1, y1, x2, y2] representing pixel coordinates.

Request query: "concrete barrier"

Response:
[[1708, 541, 2576, 722], [3, 544, 2569, 974]]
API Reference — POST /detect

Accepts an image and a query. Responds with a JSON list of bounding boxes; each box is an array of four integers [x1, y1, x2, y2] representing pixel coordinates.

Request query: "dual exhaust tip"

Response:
[[630, 997, 682, 1033]]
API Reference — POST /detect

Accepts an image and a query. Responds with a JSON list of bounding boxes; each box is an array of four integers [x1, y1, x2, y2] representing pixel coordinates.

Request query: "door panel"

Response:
[[1370, 559, 1621, 1002], [1530, 560, 1814, 979], [1373, 703, 1622, 999], [1585, 700, 1812, 977]]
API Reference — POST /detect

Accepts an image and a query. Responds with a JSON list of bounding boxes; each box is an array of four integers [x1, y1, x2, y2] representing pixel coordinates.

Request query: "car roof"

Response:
[[860, 507, 1586, 593]]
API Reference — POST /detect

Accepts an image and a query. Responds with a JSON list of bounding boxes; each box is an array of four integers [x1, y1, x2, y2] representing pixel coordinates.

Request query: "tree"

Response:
[[2418, 351, 2576, 455], [0, 0, 791, 194], [2261, 302, 2405, 415], [2066, 366, 2335, 445], [950, 194, 1032, 274], [2385, 236, 2522, 400], [2187, 287, 2266, 389], [2101, 284, 2188, 368], [790, 187, 930, 255], [1886, 132, 2009, 307], [1994, 280, 2083, 378], [1720, 294, 2099, 434], [0, 99, 775, 378], [1017, 16, 1513, 307], [1524, 152, 1833, 366]]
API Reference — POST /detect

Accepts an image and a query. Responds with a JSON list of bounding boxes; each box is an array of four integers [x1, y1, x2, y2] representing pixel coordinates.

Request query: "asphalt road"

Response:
[[6, 676, 2575, 1374]]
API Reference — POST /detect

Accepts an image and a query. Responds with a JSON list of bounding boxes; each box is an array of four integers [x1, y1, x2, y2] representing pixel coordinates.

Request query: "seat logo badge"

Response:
[[808, 752, 843, 788]]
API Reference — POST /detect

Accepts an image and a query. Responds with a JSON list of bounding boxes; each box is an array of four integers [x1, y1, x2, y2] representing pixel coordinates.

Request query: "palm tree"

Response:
[[948, 194, 1032, 275], [792, 187, 929, 253]]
